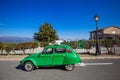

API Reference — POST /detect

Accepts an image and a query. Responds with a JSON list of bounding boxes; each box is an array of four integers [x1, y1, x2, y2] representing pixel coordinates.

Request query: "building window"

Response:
[[112, 30, 116, 34], [107, 37, 112, 39]]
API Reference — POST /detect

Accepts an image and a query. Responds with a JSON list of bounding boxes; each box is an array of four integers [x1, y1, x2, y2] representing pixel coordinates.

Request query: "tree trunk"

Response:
[[23, 49, 25, 55], [106, 47, 110, 54], [0, 50, 3, 54], [13, 50, 16, 54]]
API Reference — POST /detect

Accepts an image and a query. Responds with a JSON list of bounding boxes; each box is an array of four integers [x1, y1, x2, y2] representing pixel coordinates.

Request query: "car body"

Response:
[[20, 44, 81, 71]]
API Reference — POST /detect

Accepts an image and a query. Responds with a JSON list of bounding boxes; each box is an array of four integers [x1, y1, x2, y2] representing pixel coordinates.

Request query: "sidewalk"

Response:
[[0, 54, 120, 61], [79, 54, 120, 59]]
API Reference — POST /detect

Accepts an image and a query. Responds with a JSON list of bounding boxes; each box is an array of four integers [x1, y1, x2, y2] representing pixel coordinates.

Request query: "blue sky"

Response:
[[0, 0, 120, 40]]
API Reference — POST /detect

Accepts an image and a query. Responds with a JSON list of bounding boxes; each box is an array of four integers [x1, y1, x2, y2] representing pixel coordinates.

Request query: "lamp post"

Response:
[[94, 14, 101, 55]]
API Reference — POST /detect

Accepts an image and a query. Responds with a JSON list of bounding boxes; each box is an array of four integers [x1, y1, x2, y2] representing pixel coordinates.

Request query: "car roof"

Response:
[[45, 44, 71, 48]]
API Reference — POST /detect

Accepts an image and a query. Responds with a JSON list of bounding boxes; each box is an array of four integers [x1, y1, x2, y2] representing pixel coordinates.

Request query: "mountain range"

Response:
[[0, 36, 33, 43]]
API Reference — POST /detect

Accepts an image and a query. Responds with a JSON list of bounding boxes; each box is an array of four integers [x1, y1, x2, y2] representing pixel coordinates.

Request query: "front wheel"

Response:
[[24, 61, 35, 72], [65, 65, 74, 71]]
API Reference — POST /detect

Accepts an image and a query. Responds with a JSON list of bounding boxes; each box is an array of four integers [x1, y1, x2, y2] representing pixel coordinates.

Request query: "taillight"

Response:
[[67, 49, 72, 53]]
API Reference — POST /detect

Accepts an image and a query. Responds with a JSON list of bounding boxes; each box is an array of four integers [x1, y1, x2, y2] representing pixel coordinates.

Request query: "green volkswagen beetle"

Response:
[[20, 44, 81, 71]]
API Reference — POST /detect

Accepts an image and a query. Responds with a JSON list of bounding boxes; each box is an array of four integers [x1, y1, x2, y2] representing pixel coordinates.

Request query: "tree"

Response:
[[0, 42, 4, 54], [61, 41, 77, 49], [15, 42, 39, 54], [34, 22, 59, 42], [69, 41, 78, 49], [39, 42, 48, 47], [4, 43, 15, 55], [26, 42, 39, 53], [100, 39, 115, 54], [10, 43, 16, 54], [83, 41, 91, 54], [16, 43, 26, 55]]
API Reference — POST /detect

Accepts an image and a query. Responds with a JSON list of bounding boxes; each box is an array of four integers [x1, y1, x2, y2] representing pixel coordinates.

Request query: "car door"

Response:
[[37, 48, 53, 66], [52, 47, 66, 65]]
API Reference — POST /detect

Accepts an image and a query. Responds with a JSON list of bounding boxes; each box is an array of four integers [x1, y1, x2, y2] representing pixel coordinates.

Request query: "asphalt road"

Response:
[[0, 59, 120, 80]]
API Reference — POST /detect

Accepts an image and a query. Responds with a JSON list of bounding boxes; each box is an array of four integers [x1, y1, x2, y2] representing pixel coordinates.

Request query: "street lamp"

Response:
[[94, 14, 101, 55]]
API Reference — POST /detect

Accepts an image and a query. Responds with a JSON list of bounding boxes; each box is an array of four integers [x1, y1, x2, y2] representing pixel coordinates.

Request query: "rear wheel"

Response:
[[65, 65, 74, 71], [24, 61, 35, 71]]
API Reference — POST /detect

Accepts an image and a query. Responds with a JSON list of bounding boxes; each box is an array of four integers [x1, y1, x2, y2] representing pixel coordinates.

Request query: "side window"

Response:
[[55, 47, 66, 54], [42, 48, 53, 54]]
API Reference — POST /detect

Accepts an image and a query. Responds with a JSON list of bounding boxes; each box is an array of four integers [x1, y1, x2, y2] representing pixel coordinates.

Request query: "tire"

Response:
[[65, 65, 74, 71], [24, 61, 35, 72]]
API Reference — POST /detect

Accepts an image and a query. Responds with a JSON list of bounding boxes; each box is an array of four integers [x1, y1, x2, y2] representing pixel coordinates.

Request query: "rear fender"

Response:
[[63, 54, 81, 65]]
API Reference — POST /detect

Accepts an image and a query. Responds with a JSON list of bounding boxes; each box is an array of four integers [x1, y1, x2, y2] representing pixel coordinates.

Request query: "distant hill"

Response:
[[0, 36, 33, 43]]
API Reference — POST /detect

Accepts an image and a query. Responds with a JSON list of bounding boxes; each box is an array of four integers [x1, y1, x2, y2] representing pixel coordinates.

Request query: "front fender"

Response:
[[20, 58, 37, 67]]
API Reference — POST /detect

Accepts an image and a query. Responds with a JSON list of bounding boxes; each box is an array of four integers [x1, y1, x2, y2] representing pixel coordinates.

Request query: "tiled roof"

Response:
[[90, 26, 120, 33]]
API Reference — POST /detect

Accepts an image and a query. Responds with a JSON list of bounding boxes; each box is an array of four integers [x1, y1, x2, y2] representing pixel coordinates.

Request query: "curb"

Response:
[[80, 57, 120, 59], [0, 57, 24, 61]]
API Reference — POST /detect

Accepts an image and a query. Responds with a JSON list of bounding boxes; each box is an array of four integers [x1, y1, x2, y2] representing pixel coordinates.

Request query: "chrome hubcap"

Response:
[[25, 63, 32, 71], [65, 65, 73, 71]]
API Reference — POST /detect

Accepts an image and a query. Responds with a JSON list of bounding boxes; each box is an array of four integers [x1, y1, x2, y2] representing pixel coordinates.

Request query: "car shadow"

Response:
[[38, 66, 66, 71], [15, 64, 25, 71], [15, 64, 66, 71]]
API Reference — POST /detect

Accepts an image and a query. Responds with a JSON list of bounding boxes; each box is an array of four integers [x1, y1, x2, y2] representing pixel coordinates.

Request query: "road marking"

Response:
[[85, 63, 113, 65], [75, 63, 86, 66], [75, 62, 113, 66]]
